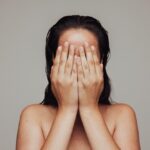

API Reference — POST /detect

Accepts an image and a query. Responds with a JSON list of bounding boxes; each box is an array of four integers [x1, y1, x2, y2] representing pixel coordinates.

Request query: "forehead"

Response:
[[58, 28, 100, 58], [58, 28, 98, 47]]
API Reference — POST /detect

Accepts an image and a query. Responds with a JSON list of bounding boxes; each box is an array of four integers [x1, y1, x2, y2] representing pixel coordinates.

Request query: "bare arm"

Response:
[[113, 104, 141, 150], [42, 41, 79, 149], [79, 105, 120, 150], [76, 42, 120, 149], [41, 106, 77, 150], [79, 104, 141, 150], [16, 105, 77, 150], [16, 41, 79, 150], [16, 105, 45, 150], [76, 42, 141, 149]]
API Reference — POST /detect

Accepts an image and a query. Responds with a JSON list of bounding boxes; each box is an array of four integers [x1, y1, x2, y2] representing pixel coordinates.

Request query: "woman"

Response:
[[16, 15, 141, 150]]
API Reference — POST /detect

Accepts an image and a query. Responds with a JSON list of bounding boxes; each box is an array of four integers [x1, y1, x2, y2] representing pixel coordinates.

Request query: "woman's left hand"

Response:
[[76, 42, 104, 109]]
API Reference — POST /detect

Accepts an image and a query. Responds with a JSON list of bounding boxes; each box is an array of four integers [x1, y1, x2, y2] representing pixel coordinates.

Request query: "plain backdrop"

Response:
[[0, 0, 150, 149]]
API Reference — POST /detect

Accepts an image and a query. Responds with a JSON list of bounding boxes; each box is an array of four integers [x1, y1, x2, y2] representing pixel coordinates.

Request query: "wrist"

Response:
[[59, 105, 78, 114], [79, 104, 99, 113], [79, 103, 99, 110]]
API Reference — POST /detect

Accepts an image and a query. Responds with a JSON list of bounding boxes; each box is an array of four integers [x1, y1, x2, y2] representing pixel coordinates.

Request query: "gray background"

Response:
[[0, 0, 149, 149]]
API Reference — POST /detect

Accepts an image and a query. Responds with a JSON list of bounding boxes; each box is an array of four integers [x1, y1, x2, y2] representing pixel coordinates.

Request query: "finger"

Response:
[[76, 56, 84, 81], [84, 41, 96, 74], [79, 46, 89, 77], [58, 41, 69, 74], [53, 45, 62, 77], [51, 84, 58, 100], [71, 55, 77, 81], [65, 44, 75, 75], [50, 66, 58, 100], [90, 45, 101, 76], [100, 63, 104, 77]]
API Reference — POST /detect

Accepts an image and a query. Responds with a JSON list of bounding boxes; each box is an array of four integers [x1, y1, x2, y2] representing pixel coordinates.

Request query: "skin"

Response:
[[16, 28, 141, 150]]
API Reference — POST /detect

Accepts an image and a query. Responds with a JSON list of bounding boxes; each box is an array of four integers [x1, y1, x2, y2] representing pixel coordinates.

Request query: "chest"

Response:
[[41, 115, 115, 150]]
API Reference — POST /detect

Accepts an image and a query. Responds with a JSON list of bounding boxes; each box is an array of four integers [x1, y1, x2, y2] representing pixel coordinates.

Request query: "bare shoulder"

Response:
[[100, 102, 137, 122], [112, 103, 138, 125], [19, 103, 56, 123], [105, 102, 138, 127], [104, 103, 141, 149], [16, 103, 56, 149], [107, 102, 136, 115]]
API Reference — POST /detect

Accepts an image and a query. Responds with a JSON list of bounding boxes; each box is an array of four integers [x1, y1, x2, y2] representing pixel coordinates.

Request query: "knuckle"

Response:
[[92, 79, 97, 84], [93, 80, 98, 86], [90, 76, 98, 84], [85, 80, 90, 86], [65, 62, 71, 68], [59, 59, 65, 65], [99, 77, 104, 83], [89, 59, 94, 65], [53, 60, 58, 66], [66, 79, 72, 85], [51, 77, 56, 84], [79, 68, 83, 74], [95, 60, 100, 65], [72, 68, 76, 73], [84, 64, 89, 69], [56, 77, 62, 85]]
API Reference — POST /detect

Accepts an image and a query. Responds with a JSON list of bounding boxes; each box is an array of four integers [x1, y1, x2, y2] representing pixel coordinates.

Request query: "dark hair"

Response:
[[40, 15, 113, 107]]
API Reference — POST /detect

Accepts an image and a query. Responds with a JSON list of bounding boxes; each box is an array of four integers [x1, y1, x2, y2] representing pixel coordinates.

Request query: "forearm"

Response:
[[79, 106, 120, 150], [41, 106, 77, 150]]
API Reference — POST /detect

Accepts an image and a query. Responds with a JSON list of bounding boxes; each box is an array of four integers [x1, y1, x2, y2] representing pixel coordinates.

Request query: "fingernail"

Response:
[[58, 45, 62, 50], [64, 41, 68, 46], [84, 41, 89, 47], [91, 45, 95, 51]]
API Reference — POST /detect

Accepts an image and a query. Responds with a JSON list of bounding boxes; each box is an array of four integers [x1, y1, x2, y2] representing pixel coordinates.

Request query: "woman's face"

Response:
[[58, 28, 100, 60]]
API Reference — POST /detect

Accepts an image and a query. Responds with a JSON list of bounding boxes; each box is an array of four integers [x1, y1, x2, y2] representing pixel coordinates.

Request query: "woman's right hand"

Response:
[[50, 41, 78, 110]]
